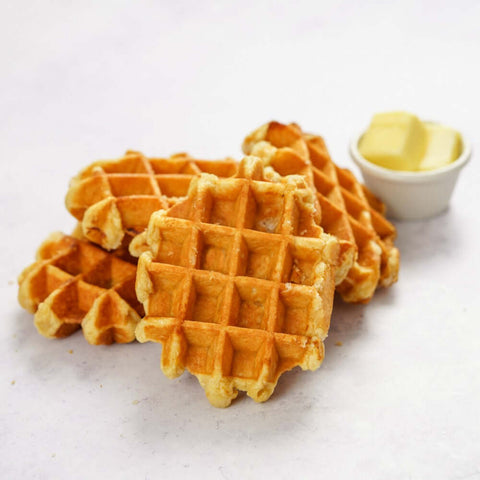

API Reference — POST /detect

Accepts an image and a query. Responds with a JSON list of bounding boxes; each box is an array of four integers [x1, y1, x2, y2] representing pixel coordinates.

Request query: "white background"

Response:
[[1, 1, 479, 479]]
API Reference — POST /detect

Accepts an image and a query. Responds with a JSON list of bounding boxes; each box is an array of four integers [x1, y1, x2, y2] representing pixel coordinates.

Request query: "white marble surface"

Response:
[[1, 1, 479, 479]]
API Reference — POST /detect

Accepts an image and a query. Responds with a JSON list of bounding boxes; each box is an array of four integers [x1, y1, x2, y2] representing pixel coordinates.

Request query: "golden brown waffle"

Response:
[[305, 133, 399, 293], [65, 151, 238, 251], [243, 121, 399, 303], [134, 157, 340, 407], [18, 232, 144, 344], [71, 222, 138, 265]]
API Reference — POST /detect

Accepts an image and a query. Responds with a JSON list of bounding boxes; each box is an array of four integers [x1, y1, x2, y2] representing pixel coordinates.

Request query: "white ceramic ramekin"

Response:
[[349, 127, 472, 220]]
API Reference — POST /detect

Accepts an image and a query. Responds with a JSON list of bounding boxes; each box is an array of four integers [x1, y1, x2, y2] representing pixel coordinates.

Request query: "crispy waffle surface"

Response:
[[133, 157, 341, 407], [18, 232, 144, 345], [71, 222, 139, 265], [243, 121, 399, 303], [65, 151, 238, 251]]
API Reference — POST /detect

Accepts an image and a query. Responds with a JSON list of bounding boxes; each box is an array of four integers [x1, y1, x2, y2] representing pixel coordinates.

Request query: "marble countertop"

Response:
[[1, 1, 479, 479]]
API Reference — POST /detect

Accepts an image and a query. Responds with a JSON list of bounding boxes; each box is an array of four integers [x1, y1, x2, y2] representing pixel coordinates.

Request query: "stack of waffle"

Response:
[[18, 122, 399, 407]]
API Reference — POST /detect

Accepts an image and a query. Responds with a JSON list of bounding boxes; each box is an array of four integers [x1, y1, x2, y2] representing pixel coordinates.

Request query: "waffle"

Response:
[[18, 232, 144, 344], [134, 156, 340, 407], [65, 151, 238, 251], [243, 121, 399, 303], [71, 222, 138, 265]]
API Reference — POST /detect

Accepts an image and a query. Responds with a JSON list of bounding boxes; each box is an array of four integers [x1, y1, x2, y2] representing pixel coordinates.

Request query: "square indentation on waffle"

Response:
[[201, 180, 245, 227], [198, 227, 236, 274], [18, 233, 144, 345], [148, 219, 194, 267], [248, 182, 286, 233], [145, 264, 187, 318], [278, 284, 326, 337], [231, 277, 272, 330], [239, 231, 285, 281], [135, 157, 340, 407], [189, 272, 229, 324]]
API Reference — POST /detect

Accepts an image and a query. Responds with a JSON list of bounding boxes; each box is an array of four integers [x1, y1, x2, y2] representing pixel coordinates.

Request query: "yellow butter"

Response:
[[359, 112, 428, 171], [418, 124, 462, 171]]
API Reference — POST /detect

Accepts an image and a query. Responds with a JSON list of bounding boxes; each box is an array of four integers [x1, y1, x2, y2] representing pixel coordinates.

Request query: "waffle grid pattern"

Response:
[[18, 233, 143, 344], [136, 170, 339, 407], [66, 151, 238, 250], [306, 135, 383, 300], [244, 122, 399, 303]]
